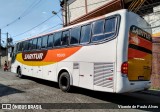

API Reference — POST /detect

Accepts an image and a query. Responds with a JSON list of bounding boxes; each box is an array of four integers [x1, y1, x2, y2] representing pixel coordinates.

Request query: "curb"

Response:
[[141, 90, 160, 97]]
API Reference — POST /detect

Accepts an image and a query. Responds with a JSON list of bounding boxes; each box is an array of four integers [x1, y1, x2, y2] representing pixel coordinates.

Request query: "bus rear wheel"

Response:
[[58, 72, 71, 92], [17, 67, 23, 78]]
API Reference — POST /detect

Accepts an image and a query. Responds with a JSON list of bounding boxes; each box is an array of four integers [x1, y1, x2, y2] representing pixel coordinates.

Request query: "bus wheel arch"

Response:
[[58, 69, 72, 92], [16, 66, 20, 74], [17, 66, 23, 78]]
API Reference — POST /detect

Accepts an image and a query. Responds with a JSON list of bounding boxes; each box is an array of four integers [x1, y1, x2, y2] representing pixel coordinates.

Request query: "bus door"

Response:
[[11, 44, 18, 73]]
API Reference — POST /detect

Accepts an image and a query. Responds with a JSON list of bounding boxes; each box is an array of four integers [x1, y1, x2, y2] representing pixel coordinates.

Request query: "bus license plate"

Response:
[[138, 76, 144, 80]]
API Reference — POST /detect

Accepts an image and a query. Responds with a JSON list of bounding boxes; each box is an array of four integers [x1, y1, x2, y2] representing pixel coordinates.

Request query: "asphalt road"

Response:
[[0, 70, 160, 112]]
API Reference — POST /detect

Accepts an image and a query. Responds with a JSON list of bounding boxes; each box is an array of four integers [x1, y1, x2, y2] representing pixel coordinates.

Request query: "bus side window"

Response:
[[32, 38, 38, 50], [62, 30, 69, 46], [17, 43, 20, 52], [15, 43, 19, 53], [18, 42, 23, 52], [37, 37, 42, 49], [70, 27, 80, 45], [92, 19, 105, 42], [42, 35, 48, 49], [24, 40, 29, 51], [29, 39, 33, 51], [80, 24, 91, 44], [104, 17, 117, 38], [54, 32, 62, 47], [48, 34, 54, 48]]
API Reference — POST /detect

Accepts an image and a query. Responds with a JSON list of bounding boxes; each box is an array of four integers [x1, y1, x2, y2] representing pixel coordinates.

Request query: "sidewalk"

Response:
[[141, 89, 160, 96]]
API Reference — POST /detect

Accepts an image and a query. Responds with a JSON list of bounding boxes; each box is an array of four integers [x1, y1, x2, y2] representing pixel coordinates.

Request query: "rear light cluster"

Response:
[[121, 62, 128, 75]]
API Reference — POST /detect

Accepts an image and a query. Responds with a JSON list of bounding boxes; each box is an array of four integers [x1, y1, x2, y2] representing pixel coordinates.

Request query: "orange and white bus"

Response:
[[11, 9, 152, 93]]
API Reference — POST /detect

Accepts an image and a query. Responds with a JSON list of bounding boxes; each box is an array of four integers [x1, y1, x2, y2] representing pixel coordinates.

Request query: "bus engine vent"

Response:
[[73, 63, 79, 69], [94, 63, 114, 88]]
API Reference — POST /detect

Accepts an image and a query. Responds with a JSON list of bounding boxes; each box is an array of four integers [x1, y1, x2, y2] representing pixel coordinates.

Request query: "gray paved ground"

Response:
[[0, 69, 160, 112]]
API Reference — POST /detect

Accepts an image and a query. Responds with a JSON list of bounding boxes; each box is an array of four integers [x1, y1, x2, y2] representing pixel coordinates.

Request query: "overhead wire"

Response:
[[27, 23, 62, 37], [7, 0, 160, 38], [12, 10, 61, 38], [10, 0, 110, 38], [1, 0, 42, 29], [36, 23, 62, 35], [69, 0, 109, 10], [20, 0, 42, 18]]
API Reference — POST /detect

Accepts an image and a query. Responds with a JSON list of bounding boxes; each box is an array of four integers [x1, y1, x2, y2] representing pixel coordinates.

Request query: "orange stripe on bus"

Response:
[[43, 46, 82, 62], [16, 46, 82, 66], [128, 48, 149, 59]]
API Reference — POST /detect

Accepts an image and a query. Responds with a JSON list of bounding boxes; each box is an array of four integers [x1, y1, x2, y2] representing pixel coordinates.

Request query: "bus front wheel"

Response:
[[17, 67, 23, 78], [58, 72, 71, 92]]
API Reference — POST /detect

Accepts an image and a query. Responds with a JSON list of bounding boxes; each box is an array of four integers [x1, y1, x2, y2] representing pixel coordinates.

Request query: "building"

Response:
[[152, 37, 160, 89], [60, 0, 160, 26], [60, 0, 160, 89], [0, 46, 13, 69], [143, 6, 160, 89]]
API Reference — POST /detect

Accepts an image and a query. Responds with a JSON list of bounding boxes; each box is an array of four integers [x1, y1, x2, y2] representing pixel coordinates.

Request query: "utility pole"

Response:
[[6, 32, 8, 62], [64, 0, 68, 26], [0, 29, 1, 68]]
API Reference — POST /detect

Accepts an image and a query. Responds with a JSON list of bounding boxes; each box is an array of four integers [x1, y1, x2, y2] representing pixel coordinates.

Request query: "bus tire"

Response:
[[17, 67, 23, 78], [58, 72, 71, 92]]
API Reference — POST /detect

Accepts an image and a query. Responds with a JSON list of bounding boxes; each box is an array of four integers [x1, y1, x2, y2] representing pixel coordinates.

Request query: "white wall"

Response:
[[67, 0, 114, 23], [144, 5, 160, 35], [87, 0, 112, 12], [68, 0, 86, 22]]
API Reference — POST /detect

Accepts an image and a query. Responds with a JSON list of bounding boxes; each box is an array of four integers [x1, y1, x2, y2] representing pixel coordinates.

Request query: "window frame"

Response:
[[70, 26, 81, 45], [16, 43, 19, 52], [104, 17, 117, 35], [23, 40, 29, 51], [92, 19, 105, 36], [41, 35, 49, 49], [80, 24, 92, 45], [54, 31, 62, 47], [18, 42, 23, 52], [37, 37, 42, 50], [47, 34, 54, 48], [61, 30, 70, 46], [32, 38, 38, 50], [91, 15, 120, 43]]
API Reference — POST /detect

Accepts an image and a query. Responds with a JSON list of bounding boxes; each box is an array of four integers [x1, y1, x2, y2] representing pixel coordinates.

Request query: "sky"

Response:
[[0, 0, 63, 44]]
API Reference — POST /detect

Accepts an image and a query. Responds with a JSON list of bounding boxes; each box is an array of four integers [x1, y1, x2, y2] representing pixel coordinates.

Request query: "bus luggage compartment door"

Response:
[[79, 62, 94, 90]]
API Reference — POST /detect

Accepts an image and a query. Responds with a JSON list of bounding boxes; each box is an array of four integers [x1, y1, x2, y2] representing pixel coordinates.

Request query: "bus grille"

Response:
[[94, 63, 114, 88]]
